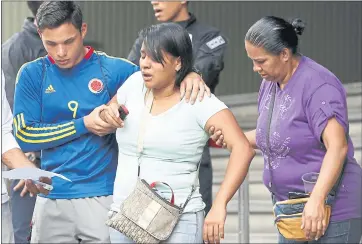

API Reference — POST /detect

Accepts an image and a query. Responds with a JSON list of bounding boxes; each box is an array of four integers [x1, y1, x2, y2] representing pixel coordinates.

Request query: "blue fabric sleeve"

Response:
[[101, 55, 140, 98], [13, 65, 89, 152]]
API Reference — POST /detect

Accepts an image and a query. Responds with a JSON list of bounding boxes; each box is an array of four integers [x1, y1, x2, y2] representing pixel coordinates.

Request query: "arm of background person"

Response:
[[2, 70, 35, 168], [193, 32, 228, 91]]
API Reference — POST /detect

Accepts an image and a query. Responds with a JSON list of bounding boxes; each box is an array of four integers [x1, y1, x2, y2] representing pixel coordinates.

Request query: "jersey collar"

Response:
[[47, 46, 94, 64]]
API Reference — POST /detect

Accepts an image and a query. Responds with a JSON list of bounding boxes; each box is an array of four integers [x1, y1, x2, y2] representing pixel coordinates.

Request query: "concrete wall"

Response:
[[2, 1, 361, 95]]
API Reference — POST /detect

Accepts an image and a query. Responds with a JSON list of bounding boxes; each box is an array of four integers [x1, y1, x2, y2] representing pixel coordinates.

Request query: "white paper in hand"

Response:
[[2, 167, 71, 182]]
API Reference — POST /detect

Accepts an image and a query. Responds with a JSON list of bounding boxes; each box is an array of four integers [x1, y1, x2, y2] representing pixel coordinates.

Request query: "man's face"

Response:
[[39, 22, 87, 69], [151, 1, 185, 22]]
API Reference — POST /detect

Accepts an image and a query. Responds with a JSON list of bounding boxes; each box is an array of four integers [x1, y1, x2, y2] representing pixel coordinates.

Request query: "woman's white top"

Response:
[[111, 71, 228, 213]]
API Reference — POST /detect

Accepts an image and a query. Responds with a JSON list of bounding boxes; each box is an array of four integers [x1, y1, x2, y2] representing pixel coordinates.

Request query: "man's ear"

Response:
[[81, 23, 88, 39]]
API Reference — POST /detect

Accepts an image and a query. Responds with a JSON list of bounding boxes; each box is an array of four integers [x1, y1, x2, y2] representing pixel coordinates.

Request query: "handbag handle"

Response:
[[150, 181, 175, 205], [265, 83, 348, 200]]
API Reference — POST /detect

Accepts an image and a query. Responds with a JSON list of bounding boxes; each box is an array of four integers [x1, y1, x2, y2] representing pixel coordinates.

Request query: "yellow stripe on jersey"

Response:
[[16, 130, 77, 143], [15, 113, 76, 142], [18, 126, 75, 137], [25, 122, 74, 131]]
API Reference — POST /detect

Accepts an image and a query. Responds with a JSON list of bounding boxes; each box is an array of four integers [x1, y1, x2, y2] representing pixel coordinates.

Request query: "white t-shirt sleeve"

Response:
[[2, 70, 20, 154], [116, 71, 144, 104], [192, 94, 228, 129]]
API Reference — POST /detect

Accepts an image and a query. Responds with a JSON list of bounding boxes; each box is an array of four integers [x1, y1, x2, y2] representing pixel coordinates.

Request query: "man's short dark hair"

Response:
[[36, 1, 83, 32], [27, 1, 43, 17], [139, 23, 193, 87]]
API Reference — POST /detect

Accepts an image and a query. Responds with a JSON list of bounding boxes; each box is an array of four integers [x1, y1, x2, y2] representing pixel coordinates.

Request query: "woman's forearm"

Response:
[[245, 129, 258, 149], [213, 143, 255, 207], [310, 145, 348, 201]]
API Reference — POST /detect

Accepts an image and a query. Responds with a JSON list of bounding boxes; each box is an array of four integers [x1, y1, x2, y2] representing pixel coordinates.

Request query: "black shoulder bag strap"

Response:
[[265, 83, 277, 194]]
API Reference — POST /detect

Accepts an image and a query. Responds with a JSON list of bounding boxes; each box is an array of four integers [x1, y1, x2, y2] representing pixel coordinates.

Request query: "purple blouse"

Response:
[[256, 56, 362, 221]]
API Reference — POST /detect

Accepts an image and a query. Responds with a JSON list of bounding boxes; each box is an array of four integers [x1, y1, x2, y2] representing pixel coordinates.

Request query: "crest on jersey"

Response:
[[88, 78, 104, 94]]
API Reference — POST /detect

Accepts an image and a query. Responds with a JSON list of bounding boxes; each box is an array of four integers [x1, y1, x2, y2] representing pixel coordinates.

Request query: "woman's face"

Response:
[[245, 41, 287, 82], [139, 42, 181, 90]]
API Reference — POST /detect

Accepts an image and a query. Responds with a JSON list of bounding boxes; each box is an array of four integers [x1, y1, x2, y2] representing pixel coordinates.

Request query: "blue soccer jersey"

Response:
[[13, 47, 139, 199]]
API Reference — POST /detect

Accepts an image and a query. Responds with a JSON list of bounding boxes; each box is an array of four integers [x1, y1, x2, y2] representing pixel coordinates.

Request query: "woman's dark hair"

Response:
[[245, 16, 306, 55], [36, 1, 83, 32], [139, 22, 193, 86]]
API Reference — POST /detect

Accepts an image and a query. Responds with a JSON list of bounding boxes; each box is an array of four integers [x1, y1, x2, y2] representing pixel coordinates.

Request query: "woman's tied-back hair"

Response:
[[139, 22, 193, 86], [245, 16, 306, 55], [36, 1, 83, 32]]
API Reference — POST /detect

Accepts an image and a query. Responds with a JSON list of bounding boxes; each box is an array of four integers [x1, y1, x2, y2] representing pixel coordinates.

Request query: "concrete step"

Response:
[[212, 182, 270, 202], [210, 121, 361, 159], [222, 86, 362, 130], [224, 213, 277, 234], [212, 185, 273, 213], [218, 82, 361, 108], [214, 167, 263, 185], [222, 232, 278, 244]]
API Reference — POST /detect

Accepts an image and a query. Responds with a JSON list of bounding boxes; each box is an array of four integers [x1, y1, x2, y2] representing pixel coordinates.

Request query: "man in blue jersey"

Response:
[[13, 1, 211, 243]]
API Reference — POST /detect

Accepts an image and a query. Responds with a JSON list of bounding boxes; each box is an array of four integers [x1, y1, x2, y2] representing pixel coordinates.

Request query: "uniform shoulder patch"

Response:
[[206, 36, 226, 50]]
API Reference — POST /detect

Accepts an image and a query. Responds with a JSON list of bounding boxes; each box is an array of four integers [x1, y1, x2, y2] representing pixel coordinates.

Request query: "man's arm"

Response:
[[127, 36, 143, 66], [13, 65, 89, 152], [193, 32, 228, 92]]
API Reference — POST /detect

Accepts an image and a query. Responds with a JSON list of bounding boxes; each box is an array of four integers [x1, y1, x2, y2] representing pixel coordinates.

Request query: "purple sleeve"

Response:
[[305, 84, 348, 142]]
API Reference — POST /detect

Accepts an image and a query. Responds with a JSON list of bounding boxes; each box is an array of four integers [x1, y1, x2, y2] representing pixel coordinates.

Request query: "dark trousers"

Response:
[[199, 145, 213, 215], [10, 180, 36, 243]]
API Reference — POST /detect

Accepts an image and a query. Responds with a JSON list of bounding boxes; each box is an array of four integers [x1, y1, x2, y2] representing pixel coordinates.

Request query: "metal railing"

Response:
[[238, 174, 250, 243]]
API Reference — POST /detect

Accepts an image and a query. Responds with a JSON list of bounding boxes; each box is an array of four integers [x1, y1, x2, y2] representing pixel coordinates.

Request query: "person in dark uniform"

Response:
[[128, 1, 228, 215], [1, 2, 45, 243]]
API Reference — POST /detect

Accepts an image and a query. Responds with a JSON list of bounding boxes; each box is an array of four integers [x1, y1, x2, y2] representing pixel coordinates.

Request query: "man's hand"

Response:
[[99, 103, 124, 128], [13, 180, 28, 197], [180, 72, 211, 104], [14, 177, 52, 197], [25, 152, 36, 162], [84, 105, 117, 136], [209, 126, 227, 148]]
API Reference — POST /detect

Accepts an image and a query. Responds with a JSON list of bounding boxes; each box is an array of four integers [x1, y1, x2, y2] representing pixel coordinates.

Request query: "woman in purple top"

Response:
[[242, 16, 362, 243]]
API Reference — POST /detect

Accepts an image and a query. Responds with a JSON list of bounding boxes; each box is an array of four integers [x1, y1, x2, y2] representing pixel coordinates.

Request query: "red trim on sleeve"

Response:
[[47, 55, 55, 64], [84, 46, 94, 59]]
